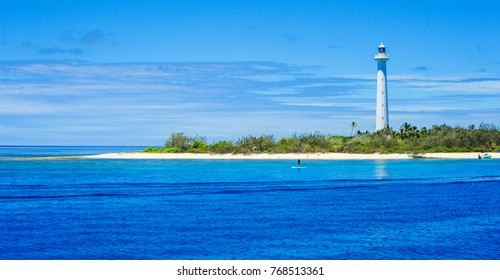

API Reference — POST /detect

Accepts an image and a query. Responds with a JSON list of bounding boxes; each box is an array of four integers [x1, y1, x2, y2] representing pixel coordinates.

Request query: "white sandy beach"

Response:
[[82, 152, 490, 160]]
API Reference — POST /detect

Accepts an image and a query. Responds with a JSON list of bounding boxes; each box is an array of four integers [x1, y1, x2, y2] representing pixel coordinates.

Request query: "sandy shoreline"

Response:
[[79, 152, 491, 160], [1, 152, 492, 161]]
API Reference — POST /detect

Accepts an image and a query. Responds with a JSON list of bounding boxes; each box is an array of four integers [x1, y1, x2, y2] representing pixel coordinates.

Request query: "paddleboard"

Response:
[[291, 166, 306, 169]]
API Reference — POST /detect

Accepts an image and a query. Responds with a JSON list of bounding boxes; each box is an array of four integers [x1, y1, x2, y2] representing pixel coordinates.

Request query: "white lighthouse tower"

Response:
[[374, 43, 389, 131]]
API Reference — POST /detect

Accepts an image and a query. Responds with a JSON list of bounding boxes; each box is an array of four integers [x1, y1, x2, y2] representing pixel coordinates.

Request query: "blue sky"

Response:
[[1, 0, 499, 145]]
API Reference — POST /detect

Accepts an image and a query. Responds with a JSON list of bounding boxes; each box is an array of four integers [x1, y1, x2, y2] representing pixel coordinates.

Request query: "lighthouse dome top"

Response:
[[378, 43, 386, 53], [375, 43, 389, 60]]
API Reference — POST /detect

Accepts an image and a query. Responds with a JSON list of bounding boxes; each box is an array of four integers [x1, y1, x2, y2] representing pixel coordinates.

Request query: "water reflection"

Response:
[[375, 161, 388, 179]]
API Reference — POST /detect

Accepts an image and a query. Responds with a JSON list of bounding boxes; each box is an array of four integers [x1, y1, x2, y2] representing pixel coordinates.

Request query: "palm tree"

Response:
[[350, 121, 358, 137], [400, 122, 412, 140]]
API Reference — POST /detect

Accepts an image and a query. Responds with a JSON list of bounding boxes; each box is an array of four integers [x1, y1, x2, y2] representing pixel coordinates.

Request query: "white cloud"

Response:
[[0, 99, 62, 114], [346, 73, 500, 94], [404, 80, 500, 93], [239, 74, 298, 82], [0, 61, 499, 145]]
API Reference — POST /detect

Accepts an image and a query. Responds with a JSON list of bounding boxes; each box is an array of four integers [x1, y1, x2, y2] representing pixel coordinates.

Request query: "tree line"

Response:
[[143, 122, 500, 154]]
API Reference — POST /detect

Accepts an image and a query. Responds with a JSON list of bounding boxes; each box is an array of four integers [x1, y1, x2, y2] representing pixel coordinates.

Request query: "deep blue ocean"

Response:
[[0, 146, 499, 260]]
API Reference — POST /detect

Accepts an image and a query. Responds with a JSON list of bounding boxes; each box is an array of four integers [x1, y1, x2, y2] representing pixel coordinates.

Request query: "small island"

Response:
[[140, 123, 499, 155], [75, 122, 500, 160], [4, 122, 497, 161]]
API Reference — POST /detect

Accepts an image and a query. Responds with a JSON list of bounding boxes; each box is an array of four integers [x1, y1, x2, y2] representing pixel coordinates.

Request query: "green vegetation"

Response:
[[143, 123, 500, 154]]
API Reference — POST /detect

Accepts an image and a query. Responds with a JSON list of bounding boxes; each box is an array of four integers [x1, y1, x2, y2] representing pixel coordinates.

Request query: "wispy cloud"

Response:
[[81, 30, 112, 45], [397, 77, 500, 93], [411, 66, 428, 71], [0, 61, 499, 145], [284, 34, 297, 42], [17, 29, 113, 58], [20, 42, 37, 50], [350, 73, 500, 94], [327, 44, 342, 49], [38, 48, 84, 55], [60, 29, 112, 46]]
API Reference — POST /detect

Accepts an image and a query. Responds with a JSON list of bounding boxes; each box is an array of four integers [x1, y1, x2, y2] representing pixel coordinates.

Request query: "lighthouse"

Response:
[[374, 43, 389, 131]]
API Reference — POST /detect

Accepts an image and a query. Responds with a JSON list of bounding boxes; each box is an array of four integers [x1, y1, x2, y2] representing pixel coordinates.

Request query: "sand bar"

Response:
[[80, 152, 491, 160], [1, 152, 492, 161]]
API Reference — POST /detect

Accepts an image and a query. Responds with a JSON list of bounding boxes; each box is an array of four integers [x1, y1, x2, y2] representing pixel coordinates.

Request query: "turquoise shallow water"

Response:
[[0, 147, 499, 259]]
